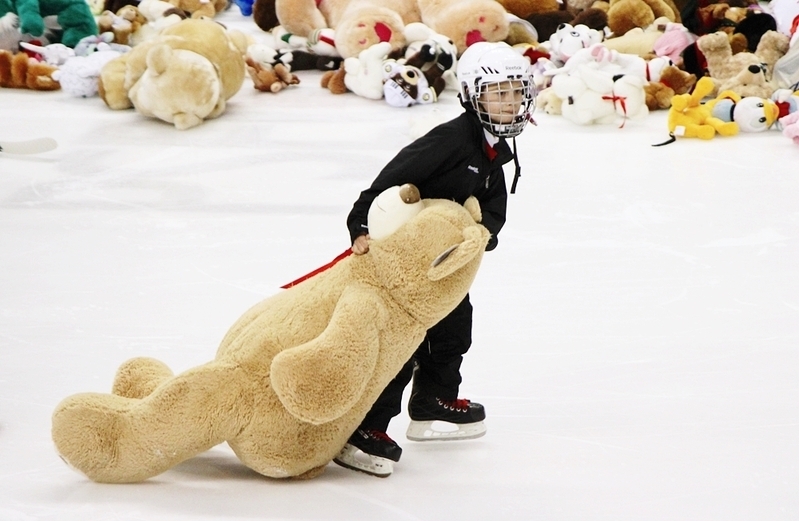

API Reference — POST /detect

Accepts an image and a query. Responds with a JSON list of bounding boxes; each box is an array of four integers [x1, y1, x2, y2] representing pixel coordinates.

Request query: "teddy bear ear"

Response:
[[427, 226, 486, 281]]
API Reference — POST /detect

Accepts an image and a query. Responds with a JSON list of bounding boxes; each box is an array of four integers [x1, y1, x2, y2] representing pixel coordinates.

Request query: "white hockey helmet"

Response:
[[456, 42, 536, 138]]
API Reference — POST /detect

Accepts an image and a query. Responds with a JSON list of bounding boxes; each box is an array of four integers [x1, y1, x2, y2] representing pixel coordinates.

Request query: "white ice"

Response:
[[1, 9, 798, 521]]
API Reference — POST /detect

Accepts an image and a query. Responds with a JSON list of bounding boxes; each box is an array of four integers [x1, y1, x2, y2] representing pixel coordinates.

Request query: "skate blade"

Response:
[[406, 420, 487, 442], [332, 444, 393, 477]]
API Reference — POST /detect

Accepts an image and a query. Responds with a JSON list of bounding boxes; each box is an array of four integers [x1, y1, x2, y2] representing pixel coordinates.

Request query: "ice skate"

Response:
[[333, 429, 402, 477], [406, 392, 487, 442]]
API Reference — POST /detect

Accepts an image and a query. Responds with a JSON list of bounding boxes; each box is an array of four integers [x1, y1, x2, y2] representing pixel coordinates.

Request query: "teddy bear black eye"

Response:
[[759, 117, 766, 123], [757, 102, 763, 108], [570, 31, 580, 37]]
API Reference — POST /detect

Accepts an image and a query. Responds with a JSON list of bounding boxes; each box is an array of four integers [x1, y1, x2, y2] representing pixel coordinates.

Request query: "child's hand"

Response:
[[352, 234, 370, 255]]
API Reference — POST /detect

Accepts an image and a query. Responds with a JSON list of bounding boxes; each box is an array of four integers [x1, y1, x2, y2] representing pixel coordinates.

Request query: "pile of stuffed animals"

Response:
[[1, 0, 798, 131]]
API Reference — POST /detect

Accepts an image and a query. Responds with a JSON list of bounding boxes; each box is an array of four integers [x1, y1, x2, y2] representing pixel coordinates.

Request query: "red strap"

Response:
[[281, 249, 353, 289], [602, 94, 628, 128]]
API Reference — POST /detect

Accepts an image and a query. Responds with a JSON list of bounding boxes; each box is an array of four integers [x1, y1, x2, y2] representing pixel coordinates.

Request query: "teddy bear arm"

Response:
[[270, 285, 387, 425]]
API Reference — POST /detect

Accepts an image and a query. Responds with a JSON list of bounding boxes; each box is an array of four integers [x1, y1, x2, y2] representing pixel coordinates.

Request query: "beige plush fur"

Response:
[[97, 19, 247, 129], [274, 0, 421, 59], [418, 0, 510, 55], [606, 0, 680, 37], [51, 196, 490, 483], [167, 0, 228, 18], [697, 30, 789, 98]]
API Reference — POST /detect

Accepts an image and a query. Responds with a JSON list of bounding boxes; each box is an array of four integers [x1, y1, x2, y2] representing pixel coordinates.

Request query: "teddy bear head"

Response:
[[697, 29, 789, 97], [329, 5, 407, 59], [128, 44, 224, 129], [353, 196, 490, 325], [419, 0, 510, 55], [548, 23, 604, 64]]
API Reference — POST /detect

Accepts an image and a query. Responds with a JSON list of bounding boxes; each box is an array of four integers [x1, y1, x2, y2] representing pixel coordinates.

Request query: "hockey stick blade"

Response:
[[0, 138, 58, 155]]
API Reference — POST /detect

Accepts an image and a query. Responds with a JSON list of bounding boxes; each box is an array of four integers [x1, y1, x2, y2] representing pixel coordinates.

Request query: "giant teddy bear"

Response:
[[0, 0, 97, 48], [255, 0, 509, 58], [51, 189, 491, 482], [97, 18, 248, 129]]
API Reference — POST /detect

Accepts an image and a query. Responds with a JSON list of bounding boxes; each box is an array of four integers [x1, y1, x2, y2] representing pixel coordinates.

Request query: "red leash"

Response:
[[280, 249, 353, 289]]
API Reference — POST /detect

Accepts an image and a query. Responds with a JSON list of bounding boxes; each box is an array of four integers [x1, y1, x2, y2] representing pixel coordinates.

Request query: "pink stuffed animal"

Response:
[[780, 111, 799, 144]]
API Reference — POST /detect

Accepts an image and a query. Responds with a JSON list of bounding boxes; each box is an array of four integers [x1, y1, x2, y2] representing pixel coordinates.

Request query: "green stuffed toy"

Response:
[[0, 0, 97, 48]]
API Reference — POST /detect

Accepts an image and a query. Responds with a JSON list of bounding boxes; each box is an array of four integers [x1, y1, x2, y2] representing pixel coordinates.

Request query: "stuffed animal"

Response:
[[417, 0, 511, 55], [602, 15, 672, 56], [245, 44, 300, 92], [546, 22, 604, 66], [697, 29, 790, 97], [382, 58, 436, 107], [96, 5, 147, 45], [545, 42, 674, 82], [402, 22, 458, 91], [651, 21, 697, 63], [0, 0, 98, 48], [98, 18, 247, 129], [52, 41, 126, 96], [168, 0, 228, 18], [526, 3, 608, 43], [320, 40, 392, 98], [259, 0, 419, 59], [18, 40, 74, 64], [550, 62, 648, 124], [704, 89, 780, 131], [0, 47, 59, 88], [666, 75, 739, 138], [496, 0, 560, 19], [779, 110, 799, 144], [643, 62, 696, 109], [606, 0, 681, 37], [51, 190, 490, 483]]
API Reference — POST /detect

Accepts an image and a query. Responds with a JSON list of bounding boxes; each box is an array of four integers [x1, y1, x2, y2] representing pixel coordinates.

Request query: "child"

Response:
[[334, 42, 537, 477]]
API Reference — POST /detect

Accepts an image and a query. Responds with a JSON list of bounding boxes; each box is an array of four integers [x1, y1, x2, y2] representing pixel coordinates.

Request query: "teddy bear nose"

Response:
[[747, 64, 761, 74]]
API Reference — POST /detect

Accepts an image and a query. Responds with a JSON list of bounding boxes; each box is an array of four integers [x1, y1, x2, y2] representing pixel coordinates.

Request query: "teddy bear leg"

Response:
[[111, 357, 174, 399], [52, 362, 250, 483], [56, 3, 100, 48]]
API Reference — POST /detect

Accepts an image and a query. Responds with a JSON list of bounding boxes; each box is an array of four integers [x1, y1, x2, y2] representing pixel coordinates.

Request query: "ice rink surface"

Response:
[[1, 9, 798, 521]]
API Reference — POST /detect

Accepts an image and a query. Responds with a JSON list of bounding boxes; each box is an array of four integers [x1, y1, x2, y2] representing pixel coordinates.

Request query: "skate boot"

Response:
[[333, 429, 402, 477], [406, 392, 487, 441]]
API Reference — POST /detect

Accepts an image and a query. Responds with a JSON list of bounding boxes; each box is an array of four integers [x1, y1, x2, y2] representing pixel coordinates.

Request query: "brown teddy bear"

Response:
[[51, 192, 490, 482], [697, 29, 789, 98], [246, 56, 300, 92], [96, 5, 147, 45], [643, 63, 696, 109], [606, 0, 681, 36], [418, 0, 510, 55]]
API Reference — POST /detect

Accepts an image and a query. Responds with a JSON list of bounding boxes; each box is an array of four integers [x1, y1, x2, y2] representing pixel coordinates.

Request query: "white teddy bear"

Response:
[[342, 41, 393, 100]]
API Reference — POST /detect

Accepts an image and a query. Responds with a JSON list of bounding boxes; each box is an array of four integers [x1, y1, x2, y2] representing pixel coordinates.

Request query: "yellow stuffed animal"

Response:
[[51, 190, 490, 482], [667, 75, 738, 139]]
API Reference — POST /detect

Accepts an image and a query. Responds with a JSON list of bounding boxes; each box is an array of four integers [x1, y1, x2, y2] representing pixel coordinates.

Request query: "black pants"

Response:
[[358, 295, 473, 432]]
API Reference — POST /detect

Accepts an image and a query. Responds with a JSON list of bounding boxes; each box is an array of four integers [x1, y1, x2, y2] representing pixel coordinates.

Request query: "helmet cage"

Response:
[[464, 77, 536, 138]]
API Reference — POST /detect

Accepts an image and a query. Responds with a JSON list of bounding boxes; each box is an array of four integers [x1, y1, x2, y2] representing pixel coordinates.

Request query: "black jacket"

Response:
[[347, 110, 513, 251]]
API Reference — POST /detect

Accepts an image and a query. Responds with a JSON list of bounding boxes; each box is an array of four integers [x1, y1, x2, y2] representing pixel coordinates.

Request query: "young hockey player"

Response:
[[334, 41, 537, 477]]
